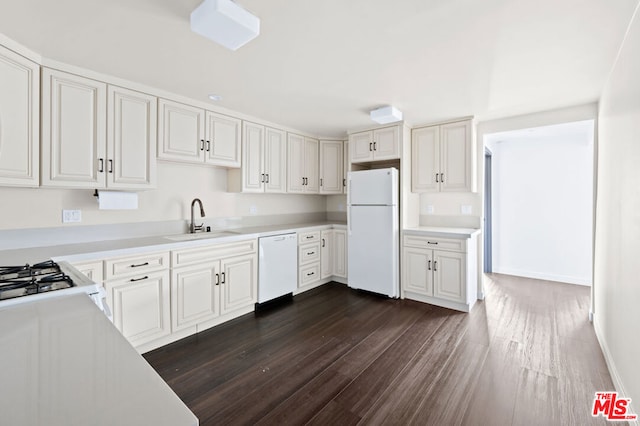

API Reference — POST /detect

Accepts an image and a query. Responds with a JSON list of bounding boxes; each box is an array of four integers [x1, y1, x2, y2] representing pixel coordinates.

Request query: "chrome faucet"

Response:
[[190, 198, 206, 233]]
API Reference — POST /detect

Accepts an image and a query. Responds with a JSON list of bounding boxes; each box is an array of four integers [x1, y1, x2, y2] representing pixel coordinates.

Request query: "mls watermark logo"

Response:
[[592, 392, 637, 421]]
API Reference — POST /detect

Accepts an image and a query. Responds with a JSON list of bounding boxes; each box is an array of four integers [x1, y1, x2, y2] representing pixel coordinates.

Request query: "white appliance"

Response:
[[347, 168, 399, 298], [258, 233, 297, 303]]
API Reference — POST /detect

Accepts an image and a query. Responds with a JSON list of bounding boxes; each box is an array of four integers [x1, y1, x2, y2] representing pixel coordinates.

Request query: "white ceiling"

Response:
[[0, 0, 637, 138]]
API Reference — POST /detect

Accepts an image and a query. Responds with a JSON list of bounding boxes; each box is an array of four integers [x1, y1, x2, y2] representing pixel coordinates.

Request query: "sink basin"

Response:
[[164, 231, 238, 241]]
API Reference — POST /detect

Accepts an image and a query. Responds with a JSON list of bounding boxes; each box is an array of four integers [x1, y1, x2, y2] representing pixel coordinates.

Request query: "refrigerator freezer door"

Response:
[[348, 205, 399, 298], [348, 168, 398, 206]]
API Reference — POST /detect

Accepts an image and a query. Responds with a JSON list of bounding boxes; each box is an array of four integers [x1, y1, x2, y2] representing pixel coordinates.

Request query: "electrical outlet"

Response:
[[425, 205, 435, 214], [249, 205, 257, 215], [338, 203, 345, 212], [62, 210, 82, 223], [461, 205, 473, 215]]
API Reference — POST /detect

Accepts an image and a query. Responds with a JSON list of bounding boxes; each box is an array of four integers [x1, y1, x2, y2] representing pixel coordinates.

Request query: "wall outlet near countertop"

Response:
[[425, 205, 435, 214], [62, 210, 82, 223], [460, 205, 473, 215], [249, 205, 257, 215]]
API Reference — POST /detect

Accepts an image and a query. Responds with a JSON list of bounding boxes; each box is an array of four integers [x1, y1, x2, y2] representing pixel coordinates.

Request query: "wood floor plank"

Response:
[[143, 278, 618, 426]]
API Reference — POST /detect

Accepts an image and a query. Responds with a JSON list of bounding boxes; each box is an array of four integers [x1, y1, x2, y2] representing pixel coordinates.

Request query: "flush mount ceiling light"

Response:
[[370, 106, 403, 124], [190, 0, 260, 51]]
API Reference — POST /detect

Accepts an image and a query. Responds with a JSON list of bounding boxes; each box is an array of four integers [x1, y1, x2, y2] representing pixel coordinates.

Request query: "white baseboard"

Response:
[[492, 267, 592, 286], [593, 315, 639, 426]]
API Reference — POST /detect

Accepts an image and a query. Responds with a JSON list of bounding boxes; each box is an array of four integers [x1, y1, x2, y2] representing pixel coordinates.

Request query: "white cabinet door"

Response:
[[241, 121, 264, 192], [440, 120, 471, 192], [402, 247, 432, 296], [372, 126, 400, 161], [320, 230, 333, 279], [106, 270, 171, 347], [220, 253, 257, 316], [0, 45, 39, 187], [107, 85, 157, 189], [41, 69, 107, 188], [305, 137, 319, 193], [171, 262, 220, 332], [71, 260, 104, 284], [349, 131, 373, 163], [157, 99, 205, 163], [205, 111, 241, 167], [264, 127, 287, 193], [333, 229, 347, 279], [320, 140, 343, 194], [287, 133, 305, 193], [433, 250, 466, 302], [412, 126, 440, 192], [343, 141, 349, 194]]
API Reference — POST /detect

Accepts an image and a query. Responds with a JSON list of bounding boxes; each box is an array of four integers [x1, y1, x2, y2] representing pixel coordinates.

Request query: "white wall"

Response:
[[594, 3, 640, 412], [0, 161, 326, 231], [488, 121, 594, 285]]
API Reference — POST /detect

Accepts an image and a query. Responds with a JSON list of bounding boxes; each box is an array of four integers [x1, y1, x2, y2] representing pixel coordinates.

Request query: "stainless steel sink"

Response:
[[164, 231, 238, 241]]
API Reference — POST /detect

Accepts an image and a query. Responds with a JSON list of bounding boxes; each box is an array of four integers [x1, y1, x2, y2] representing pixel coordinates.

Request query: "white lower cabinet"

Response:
[[333, 229, 348, 279], [320, 230, 333, 279], [106, 270, 171, 348], [170, 241, 257, 334], [402, 232, 477, 312], [297, 227, 348, 293]]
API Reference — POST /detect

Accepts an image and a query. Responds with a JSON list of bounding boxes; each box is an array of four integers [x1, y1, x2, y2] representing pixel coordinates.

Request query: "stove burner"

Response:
[[0, 261, 75, 301]]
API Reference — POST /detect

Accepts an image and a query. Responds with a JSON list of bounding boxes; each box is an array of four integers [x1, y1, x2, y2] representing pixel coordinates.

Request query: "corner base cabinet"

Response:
[[402, 229, 479, 312]]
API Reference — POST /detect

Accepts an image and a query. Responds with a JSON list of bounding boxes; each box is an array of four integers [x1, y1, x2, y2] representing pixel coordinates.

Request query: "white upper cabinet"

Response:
[[0, 45, 39, 187], [158, 98, 240, 168], [157, 99, 204, 162], [205, 111, 241, 167], [412, 119, 473, 193], [287, 133, 319, 194], [41, 68, 107, 188], [41, 68, 157, 190], [107, 85, 157, 189], [264, 127, 287, 193], [349, 125, 400, 163], [319, 140, 343, 194], [230, 122, 287, 193]]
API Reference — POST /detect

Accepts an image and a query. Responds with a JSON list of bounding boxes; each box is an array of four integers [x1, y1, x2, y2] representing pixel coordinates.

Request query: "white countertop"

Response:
[[403, 226, 481, 239], [0, 221, 347, 264], [0, 294, 198, 426]]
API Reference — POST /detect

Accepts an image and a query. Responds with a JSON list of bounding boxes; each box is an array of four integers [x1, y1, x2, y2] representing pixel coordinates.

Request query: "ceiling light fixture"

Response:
[[370, 106, 403, 124], [190, 0, 260, 51]]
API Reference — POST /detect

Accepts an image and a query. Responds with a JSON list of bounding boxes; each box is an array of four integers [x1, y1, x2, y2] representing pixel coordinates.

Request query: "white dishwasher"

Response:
[[258, 233, 298, 304]]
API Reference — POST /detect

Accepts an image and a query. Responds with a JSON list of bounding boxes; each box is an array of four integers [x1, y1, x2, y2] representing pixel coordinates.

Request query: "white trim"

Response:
[[594, 316, 640, 426], [404, 291, 474, 313], [491, 267, 591, 286]]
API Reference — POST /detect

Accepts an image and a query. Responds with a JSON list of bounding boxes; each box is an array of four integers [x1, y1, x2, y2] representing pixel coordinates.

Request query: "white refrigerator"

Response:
[[347, 168, 399, 298]]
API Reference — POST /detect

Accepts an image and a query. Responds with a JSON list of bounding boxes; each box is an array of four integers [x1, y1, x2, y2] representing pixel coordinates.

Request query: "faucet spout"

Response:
[[190, 198, 206, 233]]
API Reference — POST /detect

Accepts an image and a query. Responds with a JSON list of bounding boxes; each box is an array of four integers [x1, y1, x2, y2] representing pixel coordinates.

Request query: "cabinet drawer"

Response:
[[403, 235, 465, 252], [298, 231, 321, 244], [105, 252, 169, 280], [71, 260, 104, 283], [299, 263, 320, 287], [299, 242, 321, 265], [171, 239, 257, 268]]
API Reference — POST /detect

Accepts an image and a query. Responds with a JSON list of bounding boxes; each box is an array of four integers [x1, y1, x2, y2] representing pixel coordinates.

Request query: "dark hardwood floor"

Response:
[[144, 274, 619, 425]]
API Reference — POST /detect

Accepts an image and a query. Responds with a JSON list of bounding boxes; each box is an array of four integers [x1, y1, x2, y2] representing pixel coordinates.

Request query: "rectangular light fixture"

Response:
[[370, 106, 403, 124], [190, 0, 260, 51]]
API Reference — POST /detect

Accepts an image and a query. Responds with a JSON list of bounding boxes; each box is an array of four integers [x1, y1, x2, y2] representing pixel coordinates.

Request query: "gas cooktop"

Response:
[[0, 260, 75, 301]]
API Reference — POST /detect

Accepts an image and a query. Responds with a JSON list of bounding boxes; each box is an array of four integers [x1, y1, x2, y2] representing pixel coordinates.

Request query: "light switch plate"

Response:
[[426, 205, 435, 214], [249, 205, 257, 215], [461, 205, 473, 215], [62, 210, 82, 223]]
